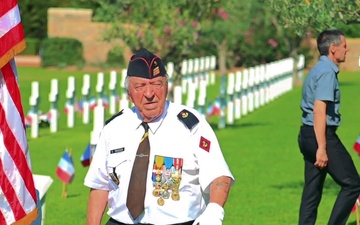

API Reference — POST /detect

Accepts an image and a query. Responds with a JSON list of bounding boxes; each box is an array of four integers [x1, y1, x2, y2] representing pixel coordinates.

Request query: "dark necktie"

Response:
[[126, 122, 150, 220]]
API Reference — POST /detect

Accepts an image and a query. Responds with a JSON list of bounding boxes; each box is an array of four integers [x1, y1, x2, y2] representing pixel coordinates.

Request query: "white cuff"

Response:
[[192, 203, 224, 225], [206, 203, 224, 221]]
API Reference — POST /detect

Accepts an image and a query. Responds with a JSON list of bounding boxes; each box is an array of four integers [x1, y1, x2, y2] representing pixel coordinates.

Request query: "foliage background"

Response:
[[18, 1, 360, 69]]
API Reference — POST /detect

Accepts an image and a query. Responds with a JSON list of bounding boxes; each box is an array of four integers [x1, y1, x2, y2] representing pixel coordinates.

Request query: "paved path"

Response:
[[13, 55, 121, 72], [14, 55, 41, 67]]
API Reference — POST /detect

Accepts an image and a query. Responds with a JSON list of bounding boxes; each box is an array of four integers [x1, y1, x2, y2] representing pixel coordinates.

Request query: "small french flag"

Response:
[[206, 98, 221, 117], [353, 135, 360, 154], [89, 97, 97, 111], [80, 144, 91, 167], [56, 150, 75, 184]]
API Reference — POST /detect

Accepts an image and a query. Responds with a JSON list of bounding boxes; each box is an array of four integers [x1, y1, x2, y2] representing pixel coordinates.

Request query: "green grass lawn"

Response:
[[16, 67, 360, 225]]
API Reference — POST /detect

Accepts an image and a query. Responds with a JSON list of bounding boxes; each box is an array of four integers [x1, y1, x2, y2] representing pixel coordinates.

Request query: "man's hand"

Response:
[[314, 148, 328, 169], [192, 203, 224, 225]]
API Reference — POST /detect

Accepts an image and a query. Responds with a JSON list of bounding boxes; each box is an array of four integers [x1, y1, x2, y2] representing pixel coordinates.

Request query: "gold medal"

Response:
[[152, 189, 161, 197], [157, 197, 165, 206], [171, 191, 180, 201]]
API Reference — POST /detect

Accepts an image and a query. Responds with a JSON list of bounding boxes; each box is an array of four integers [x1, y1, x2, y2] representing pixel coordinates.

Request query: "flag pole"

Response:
[[61, 148, 72, 199], [62, 182, 67, 199], [356, 206, 359, 225]]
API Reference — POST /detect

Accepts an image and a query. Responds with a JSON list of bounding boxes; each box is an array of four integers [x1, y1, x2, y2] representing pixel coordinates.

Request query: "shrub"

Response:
[[106, 46, 126, 68], [20, 38, 41, 55], [40, 37, 85, 68], [336, 23, 360, 38]]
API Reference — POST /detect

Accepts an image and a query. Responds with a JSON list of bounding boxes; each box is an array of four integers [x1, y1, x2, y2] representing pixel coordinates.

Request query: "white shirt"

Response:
[[84, 101, 234, 224]]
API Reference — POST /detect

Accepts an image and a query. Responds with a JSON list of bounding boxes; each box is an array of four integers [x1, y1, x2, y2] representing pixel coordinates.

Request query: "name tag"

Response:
[[110, 147, 124, 154]]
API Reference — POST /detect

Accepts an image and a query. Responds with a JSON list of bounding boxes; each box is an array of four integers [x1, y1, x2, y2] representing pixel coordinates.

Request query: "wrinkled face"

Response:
[[331, 35, 349, 65], [127, 76, 168, 122]]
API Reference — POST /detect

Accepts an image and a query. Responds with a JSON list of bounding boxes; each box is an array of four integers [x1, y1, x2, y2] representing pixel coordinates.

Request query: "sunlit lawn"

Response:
[[17, 66, 360, 225]]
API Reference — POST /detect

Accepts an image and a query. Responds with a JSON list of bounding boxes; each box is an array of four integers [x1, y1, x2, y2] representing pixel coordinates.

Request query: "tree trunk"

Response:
[[217, 39, 228, 129], [290, 48, 302, 86], [218, 39, 228, 76]]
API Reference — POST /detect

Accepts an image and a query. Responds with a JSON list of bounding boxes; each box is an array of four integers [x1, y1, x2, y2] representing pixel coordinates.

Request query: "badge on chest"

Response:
[[152, 155, 183, 206]]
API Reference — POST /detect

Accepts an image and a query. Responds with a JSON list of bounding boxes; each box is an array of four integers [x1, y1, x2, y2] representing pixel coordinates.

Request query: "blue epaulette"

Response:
[[177, 109, 199, 130], [105, 109, 124, 125]]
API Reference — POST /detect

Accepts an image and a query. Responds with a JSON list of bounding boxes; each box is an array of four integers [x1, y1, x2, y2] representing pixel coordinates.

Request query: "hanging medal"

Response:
[[152, 155, 184, 205], [171, 157, 182, 201], [157, 197, 165, 206]]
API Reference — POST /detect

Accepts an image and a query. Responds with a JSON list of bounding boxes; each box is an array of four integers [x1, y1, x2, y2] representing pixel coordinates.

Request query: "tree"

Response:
[[231, 0, 289, 67], [199, 1, 252, 76], [270, 0, 360, 85], [19, 0, 57, 39], [19, 0, 100, 39], [92, 1, 257, 86], [93, 0, 221, 82], [271, 0, 359, 36]]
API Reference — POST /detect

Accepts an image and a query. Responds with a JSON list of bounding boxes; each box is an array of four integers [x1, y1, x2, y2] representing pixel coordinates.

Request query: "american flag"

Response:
[[0, 1, 38, 224]]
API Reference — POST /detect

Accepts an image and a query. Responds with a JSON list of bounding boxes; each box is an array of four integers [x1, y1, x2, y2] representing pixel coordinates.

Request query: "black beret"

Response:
[[127, 48, 167, 79]]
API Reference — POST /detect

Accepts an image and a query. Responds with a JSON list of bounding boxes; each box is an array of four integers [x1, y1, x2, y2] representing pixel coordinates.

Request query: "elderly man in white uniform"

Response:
[[84, 48, 234, 225]]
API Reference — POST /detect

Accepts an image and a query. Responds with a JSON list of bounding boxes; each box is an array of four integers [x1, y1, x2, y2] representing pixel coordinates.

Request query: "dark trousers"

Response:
[[298, 125, 360, 225], [106, 217, 195, 225]]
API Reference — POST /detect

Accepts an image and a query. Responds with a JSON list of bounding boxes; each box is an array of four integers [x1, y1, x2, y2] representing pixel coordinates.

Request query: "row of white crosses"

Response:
[[27, 71, 120, 139], [173, 55, 217, 114], [23, 61, 164, 139], [28, 78, 60, 138], [88, 56, 215, 145], [28, 66, 171, 139], [27, 54, 218, 138], [27, 54, 304, 137], [222, 55, 305, 127]]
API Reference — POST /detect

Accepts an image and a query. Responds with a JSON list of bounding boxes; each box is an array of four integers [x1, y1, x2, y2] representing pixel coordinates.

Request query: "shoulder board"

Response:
[[105, 109, 124, 125], [177, 109, 199, 130]]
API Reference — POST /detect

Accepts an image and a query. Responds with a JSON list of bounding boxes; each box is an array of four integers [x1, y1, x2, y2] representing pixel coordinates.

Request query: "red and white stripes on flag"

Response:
[[0, 0, 38, 224]]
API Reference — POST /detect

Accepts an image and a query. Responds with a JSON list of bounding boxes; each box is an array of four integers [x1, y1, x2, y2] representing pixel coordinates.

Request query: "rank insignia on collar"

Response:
[[199, 136, 210, 152], [177, 109, 199, 130]]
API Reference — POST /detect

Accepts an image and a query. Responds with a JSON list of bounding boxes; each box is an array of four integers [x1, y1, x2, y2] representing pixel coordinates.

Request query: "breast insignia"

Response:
[[177, 109, 199, 130]]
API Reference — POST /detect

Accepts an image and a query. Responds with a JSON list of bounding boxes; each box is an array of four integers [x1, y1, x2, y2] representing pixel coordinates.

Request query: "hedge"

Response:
[[40, 37, 85, 68]]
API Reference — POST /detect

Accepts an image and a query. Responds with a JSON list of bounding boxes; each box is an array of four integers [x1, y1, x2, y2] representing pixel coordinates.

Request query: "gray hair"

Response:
[[317, 29, 344, 56]]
